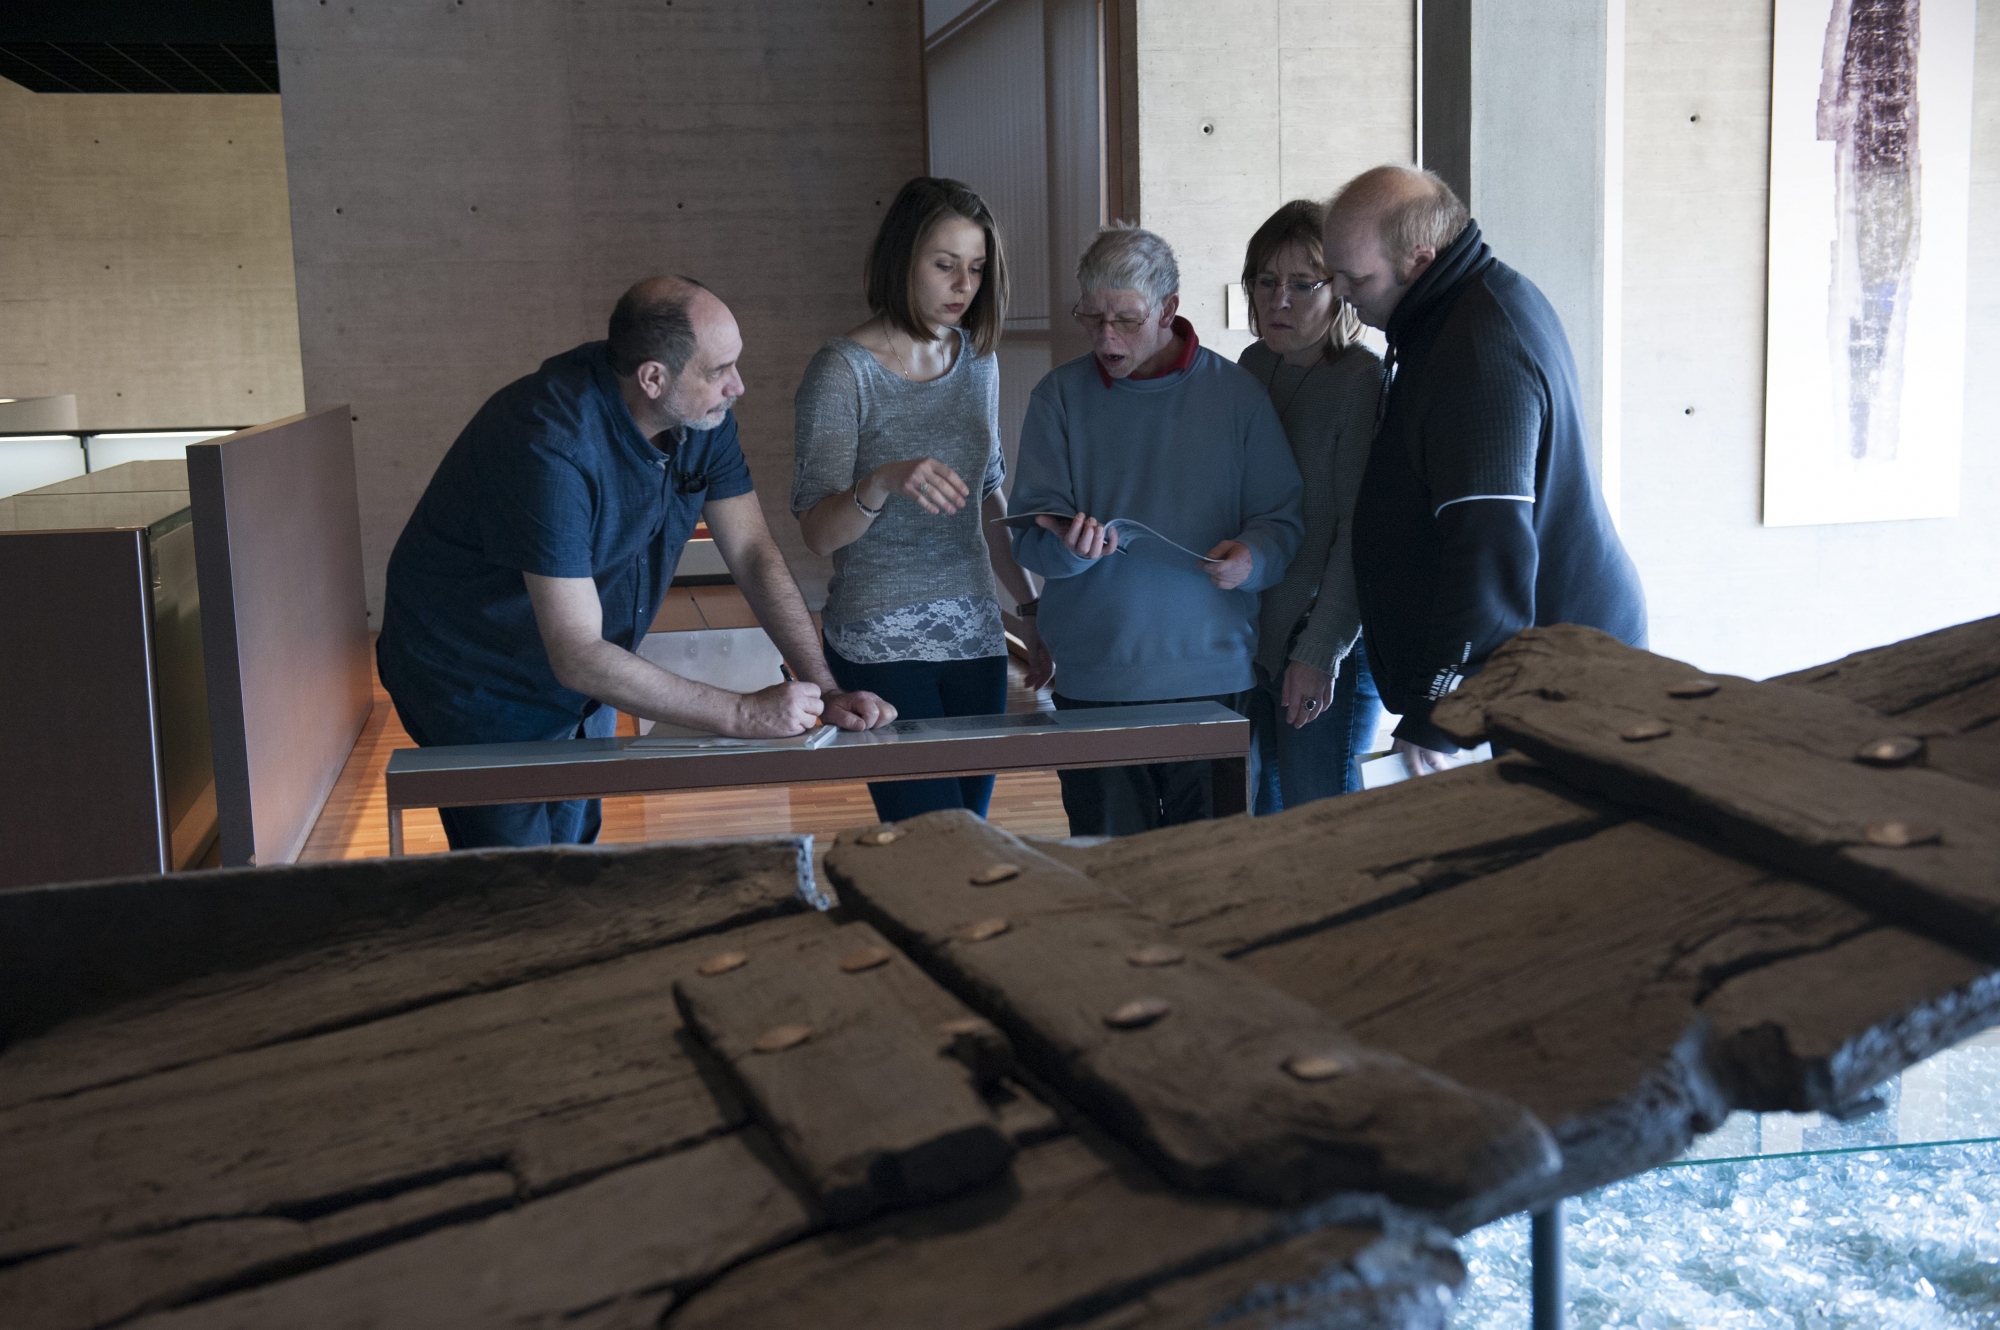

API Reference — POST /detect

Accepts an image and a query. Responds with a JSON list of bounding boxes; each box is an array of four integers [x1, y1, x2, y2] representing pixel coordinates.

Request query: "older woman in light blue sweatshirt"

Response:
[[1010, 224, 1303, 837]]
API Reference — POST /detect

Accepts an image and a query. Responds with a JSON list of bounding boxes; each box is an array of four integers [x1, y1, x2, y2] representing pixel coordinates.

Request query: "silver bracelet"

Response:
[[853, 488, 884, 518]]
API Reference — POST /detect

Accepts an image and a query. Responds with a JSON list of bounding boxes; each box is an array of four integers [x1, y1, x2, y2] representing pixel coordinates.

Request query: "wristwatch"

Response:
[[1015, 597, 1039, 618]]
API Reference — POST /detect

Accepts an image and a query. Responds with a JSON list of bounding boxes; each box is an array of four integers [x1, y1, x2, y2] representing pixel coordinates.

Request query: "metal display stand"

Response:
[[1531, 1202, 1564, 1330]]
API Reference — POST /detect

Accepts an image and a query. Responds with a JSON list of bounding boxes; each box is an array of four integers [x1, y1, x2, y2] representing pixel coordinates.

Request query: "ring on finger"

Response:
[[1304, 699, 1319, 712]]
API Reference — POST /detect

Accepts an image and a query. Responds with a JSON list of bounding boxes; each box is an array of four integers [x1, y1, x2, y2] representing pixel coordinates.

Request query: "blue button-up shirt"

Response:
[[378, 341, 755, 743]]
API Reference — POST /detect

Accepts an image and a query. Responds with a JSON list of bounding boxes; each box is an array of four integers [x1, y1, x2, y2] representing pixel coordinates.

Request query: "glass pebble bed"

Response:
[[1454, 1030, 2000, 1328]]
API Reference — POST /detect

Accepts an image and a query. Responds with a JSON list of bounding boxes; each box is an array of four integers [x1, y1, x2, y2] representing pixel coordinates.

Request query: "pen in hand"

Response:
[[779, 662, 822, 728]]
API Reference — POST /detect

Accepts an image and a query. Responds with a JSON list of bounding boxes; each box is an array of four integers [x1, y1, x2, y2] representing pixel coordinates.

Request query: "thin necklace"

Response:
[[883, 324, 918, 379], [1261, 344, 1329, 420], [884, 323, 957, 382]]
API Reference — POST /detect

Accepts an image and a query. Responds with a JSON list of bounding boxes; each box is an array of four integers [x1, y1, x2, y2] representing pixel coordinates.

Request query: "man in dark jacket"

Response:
[[1323, 166, 1646, 768]]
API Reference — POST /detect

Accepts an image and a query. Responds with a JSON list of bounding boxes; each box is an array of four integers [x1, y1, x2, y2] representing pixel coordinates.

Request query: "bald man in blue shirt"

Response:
[[378, 277, 894, 849]]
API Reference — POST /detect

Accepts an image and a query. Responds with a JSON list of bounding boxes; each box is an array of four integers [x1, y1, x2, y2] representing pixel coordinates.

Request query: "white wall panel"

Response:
[[1618, 0, 2000, 678], [1135, 0, 1415, 360]]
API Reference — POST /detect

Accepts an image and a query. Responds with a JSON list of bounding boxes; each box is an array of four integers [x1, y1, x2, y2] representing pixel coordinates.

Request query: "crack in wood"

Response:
[[1682, 923, 1882, 1003]]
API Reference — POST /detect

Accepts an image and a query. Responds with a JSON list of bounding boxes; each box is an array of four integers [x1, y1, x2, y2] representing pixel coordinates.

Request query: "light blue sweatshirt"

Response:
[[1010, 341, 1305, 702]]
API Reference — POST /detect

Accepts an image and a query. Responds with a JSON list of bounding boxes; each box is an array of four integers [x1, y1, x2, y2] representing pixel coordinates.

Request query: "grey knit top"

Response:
[[791, 330, 1007, 662], [1238, 340, 1385, 681]]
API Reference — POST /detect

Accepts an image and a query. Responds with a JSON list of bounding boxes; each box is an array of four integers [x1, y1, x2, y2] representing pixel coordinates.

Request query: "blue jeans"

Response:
[[823, 643, 1010, 822], [1248, 645, 1383, 814], [388, 697, 613, 849]]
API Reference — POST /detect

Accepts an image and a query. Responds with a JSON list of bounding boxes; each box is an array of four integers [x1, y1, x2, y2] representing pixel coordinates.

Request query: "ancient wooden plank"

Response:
[[1923, 730, 2000, 790], [1776, 612, 2000, 757], [1053, 757, 1623, 956], [665, 1130, 1449, 1330], [121, 1131, 813, 1330], [1699, 926, 2000, 1113], [1066, 1220, 1462, 1330], [1232, 816, 2000, 1226], [1773, 611, 2000, 717], [673, 912, 1014, 1225], [1895, 675, 2000, 739], [824, 811, 1557, 1213], [1431, 626, 2000, 961], [0, 1171, 518, 1330], [0, 837, 814, 1107], [0, 933, 746, 1270]]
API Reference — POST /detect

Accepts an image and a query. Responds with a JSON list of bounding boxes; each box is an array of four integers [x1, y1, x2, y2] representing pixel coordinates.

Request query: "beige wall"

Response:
[[0, 79, 304, 431], [1134, 0, 1415, 359], [1619, 0, 2000, 679], [275, 1, 927, 623]]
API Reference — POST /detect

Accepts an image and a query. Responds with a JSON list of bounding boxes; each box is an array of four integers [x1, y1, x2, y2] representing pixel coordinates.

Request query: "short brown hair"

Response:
[[866, 177, 1009, 357], [1241, 199, 1363, 351], [1328, 165, 1470, 262]]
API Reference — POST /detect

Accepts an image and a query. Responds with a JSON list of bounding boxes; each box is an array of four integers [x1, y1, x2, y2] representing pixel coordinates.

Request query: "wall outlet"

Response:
[[1224, 282, 1250, 331]]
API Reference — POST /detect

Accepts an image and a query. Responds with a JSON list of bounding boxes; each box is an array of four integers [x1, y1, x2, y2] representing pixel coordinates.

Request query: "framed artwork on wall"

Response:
[[1762, 0, 1976, 527]]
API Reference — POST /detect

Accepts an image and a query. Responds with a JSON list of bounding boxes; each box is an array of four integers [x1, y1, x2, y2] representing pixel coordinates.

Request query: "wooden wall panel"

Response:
[[0, 78, 304, 430], [928, 0, 1052, 327], [190, 407, 371, 868], [274, 0, 929, 621]]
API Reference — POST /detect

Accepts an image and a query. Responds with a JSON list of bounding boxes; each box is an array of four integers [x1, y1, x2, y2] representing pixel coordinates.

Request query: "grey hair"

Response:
[[1076, 223, 1180, 306]]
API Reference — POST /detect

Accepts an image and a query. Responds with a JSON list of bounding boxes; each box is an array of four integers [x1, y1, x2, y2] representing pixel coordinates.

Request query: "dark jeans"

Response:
[[824, 643, 1010, 822], [1247, 645, 1385, 814], [389, 698, 613, 850], [1052, 690, 1254, 838]]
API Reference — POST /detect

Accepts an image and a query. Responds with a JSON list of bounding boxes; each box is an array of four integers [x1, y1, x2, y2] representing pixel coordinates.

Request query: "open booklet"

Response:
[[988, 512, 1222, 566]]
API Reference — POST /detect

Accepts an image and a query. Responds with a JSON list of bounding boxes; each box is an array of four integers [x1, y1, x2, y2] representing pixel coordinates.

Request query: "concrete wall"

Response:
[[1134, 0, 1416, 360], [275, 1, 927, 622], [0, 78, 304, 430], [1469, 0, 1622, 509], [1619, 0, 2000, 679]]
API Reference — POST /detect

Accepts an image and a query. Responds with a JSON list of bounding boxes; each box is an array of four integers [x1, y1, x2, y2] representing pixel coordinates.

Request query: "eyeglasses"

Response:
[[1252, 276, 1332, 297], [1071, 305, 1154, 335]]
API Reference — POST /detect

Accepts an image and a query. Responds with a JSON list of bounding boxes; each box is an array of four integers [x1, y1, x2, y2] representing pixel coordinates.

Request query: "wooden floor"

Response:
[[299, 644, 1072, 861]]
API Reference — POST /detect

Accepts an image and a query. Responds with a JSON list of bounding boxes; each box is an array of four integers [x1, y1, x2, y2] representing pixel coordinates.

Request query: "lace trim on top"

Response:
[[824, 595, 1006, 664]]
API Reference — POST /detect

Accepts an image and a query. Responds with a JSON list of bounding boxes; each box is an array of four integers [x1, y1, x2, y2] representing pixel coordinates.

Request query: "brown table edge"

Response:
[[382, 721, 1250, 852]]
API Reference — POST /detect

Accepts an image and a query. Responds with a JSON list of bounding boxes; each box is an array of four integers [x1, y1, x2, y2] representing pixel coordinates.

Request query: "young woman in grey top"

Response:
[[1238, 199, 1386, 809], [792, 177, 1044, 822]]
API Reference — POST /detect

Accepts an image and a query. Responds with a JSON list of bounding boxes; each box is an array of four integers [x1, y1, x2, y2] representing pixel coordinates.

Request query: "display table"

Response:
[[382, 701, 1252, 854]]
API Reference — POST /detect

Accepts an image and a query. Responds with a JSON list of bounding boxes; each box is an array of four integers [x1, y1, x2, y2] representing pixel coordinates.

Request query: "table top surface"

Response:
[[385, 701, 1247, 777]]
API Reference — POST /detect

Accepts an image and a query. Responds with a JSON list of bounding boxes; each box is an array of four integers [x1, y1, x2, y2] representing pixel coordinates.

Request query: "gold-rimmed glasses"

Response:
[[1071, 304, 1153, 336]]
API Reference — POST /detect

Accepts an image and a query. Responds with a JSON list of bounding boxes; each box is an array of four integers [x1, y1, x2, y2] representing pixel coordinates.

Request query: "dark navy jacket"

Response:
[[1353, 222, 1647, 749], [377, 341, 754, 744]]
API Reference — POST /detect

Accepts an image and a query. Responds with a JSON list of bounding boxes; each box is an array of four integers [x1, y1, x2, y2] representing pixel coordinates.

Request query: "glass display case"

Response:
[[1457, 1029, 2000, 1327]]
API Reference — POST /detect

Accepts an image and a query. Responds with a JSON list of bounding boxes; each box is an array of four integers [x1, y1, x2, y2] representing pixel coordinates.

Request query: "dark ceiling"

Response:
[[0, 1, 278, 94]]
